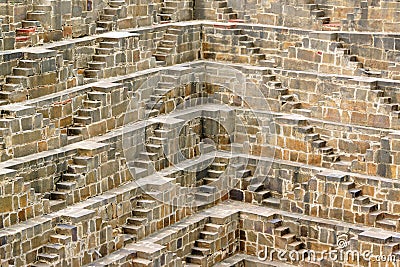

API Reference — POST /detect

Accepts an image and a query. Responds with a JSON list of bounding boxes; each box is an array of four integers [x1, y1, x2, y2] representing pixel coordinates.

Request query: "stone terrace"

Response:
[[0, 0, 399, 266]]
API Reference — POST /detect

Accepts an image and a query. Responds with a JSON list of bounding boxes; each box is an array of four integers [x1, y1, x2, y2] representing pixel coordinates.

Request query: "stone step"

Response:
[[95, 47, 114, 55], [55, 224, 77, 241], [194, 192, 214, 202], [304, 133, 320, 141], [84, 100, 102, 109], [312, 139, 327, 148], [203, 178, 218, 184], [191, 246, 210, 256], [200, 231, 219, 240], [161, 7, 175, 14], [134, 160, 153, 169], [49, 199, 66, 212], [253, 190, 271, 202], [210, 162, 227, 171], [311, 9, 325, 17], [88, 91, 107, 104], [137, 199, 158, 209], [131, 258, 152, 266], [37, 253, 59, 263], [274, 226, 290, 236], [154, 88, 171, 95], [268, 218, 283, 228], [154, 53, 168, 62], [99, 41, 120, 49], [376, 219, 398, 231], [88, 61, 106, 70], [323, 154, 341, 162], [2, 83, 23, 91], [287, 241, 305, 251], [217, 7, 233, 13], [149, 136, 167, 145], [122, 225, 143, 235], [6, 75, 29, 86], [109, 0, 126, 7], [281, 94, 296, 102], [262, 197, 281, 208], [73, 116, 92, 126], [199, 185, 217, 194], [157, 47, 173, 53], [349, 188, 362, 198], [360, 203, 379, 213], [132, 167, 148, 179], [167, 28, 183, 35], [292, 108, 312, 117], [146, 143, 163, 154], [56, 181, 77, 192], [319, 146, 334, 154], [50, 191, 68, 200], [354, 195, 370, 205], [127, 216, 148, 226], [13, 67, 34, 76], [236, 169, 251, 178], [317, 17, 330, 24], [379, 96, 392, 104], [97, 20, 115, 30], [239, 40, 253, 47], [160, 40, 175, 47], [132, 208, 152, 220], [186, 255, 207, 265], [156, 60, 166, 67], [95, 27, 107, 34], [164, 33, 178, 41], [139, 151, 159, 161], [154, 129, 172, 138], [159, 13, 173, 21], [207, 169, 224, 178], [195, 238, 213, 249], [67, 126, 85, 136], [100, 14, 116, 21], [43, 243, 65, 256], [84, 69, 102, 78], [67, 164, 87, 173]]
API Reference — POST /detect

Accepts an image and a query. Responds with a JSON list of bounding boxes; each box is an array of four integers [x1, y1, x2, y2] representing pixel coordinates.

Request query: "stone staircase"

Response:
[[369, 211, 400, 232], [46, 155, 94, 212], [32, 224, 77, 267], [348, 185, 380, 214], [122, 199, 162, 242], [194, 0, 237, 21], [26, 5, 51, 32], [269, 80, 308, 115], [185, 222, 225, 266], [67, 83, 124, 141], [158, 0, 181, 22], [235, 32, 267, 65], [336, 45, 382, 77], [153, 27, 182, 66], [96, 0, 127, 34], [84, 40, 121, 81], [295, 124, 342, 165], [133, 124, 170, 173], [15, 21, 42, 48], [270, 218, 307, 260], [67, 91, 106, 139], [307, 3, 340, 30], [247, 182, 281, 209], [203, 160, 228, 185]]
